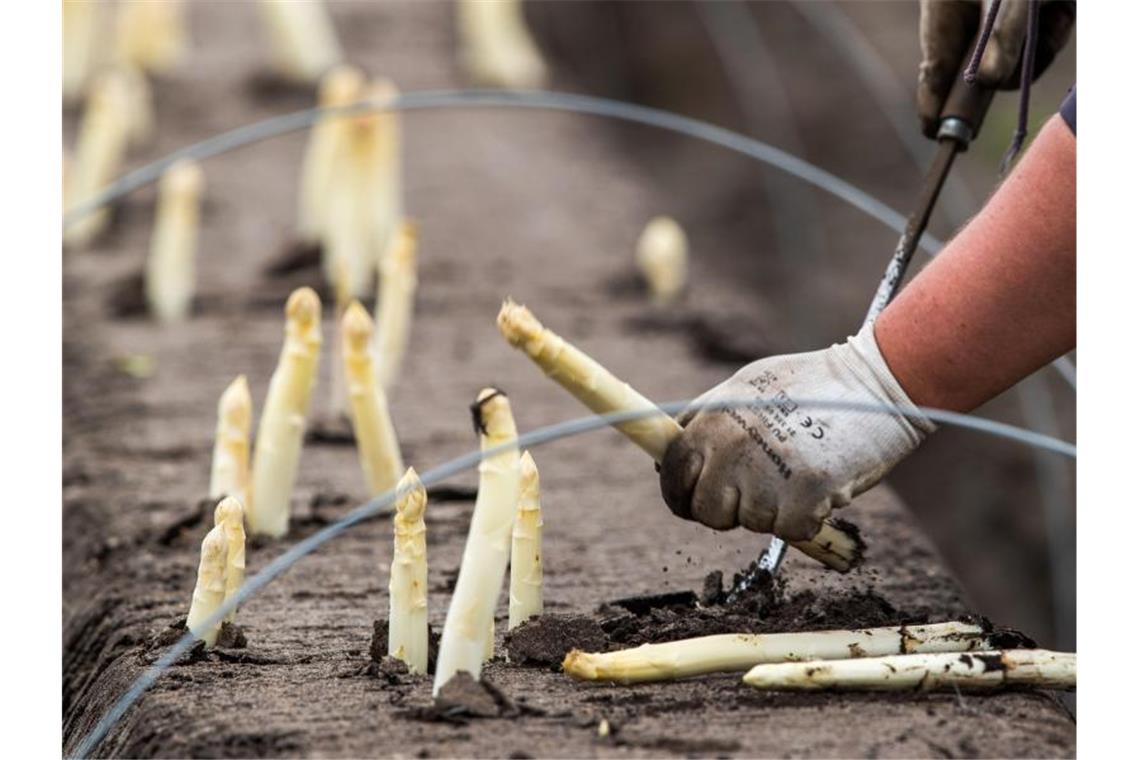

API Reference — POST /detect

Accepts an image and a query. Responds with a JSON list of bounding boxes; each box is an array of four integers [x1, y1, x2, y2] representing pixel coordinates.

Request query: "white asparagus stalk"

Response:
[[324, 80, 401, 299], [389, 467, 429, 674], [374, 219, 418, 391], [213, 496, 247, 624], [248, 287, 322, 538], [342, 301, 405, 494], [508, 450, 543, 630], [186, 525, 227, 647], [298, 64, 365, 247], [457, 0, 548, 90], [564, 621, 1004, 684], [497, 299, 862, 573], [63, 0, 102, 102], [258, 0, 342, 85], [636, 216, 688, 304], [64, 71, 133, 249], [145, 159, 203, 323], [116, 63, 155, 147], [114, 0, 187, 75], [433, 388, 521, 695], [209, 375, 252, 508], [742, 649, 1076, 692], [329, 257, 352, 419]]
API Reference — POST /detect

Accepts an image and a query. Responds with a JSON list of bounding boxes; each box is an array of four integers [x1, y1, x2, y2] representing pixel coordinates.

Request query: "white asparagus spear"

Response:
[[186, 525, 227, 647], [324, 80, 401, 299], [64, 71, 133, 248], [116, 63, 155, 147], [433, 389, 521, 695], [114, 0, 187, 74], [213, 496, 247, 624], [457, 0, 548, 90], [145, 159, 203, 323], [742, 649, 1075, 692], [63, 0, 103, 102], [298, 64, 365, 247], [496, 299, 862, 572], [636, 216, 688, 304], [564, 621, 1007, 684], [342, 301, 404, 494], [258, 0, 342, 85], [389, 467, 429, 674], [209, 375, 252, 508], [374, 219, 418, 391], [248, 287, 322, 537], [508, 451, 543, 630]]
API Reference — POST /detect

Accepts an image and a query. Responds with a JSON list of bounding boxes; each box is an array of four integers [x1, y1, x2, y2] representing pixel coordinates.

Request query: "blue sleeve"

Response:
[[1060, 86, 1076, 135]]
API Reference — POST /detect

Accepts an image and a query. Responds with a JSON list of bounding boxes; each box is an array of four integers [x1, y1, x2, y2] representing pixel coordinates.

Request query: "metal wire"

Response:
[[70, 394, 1073, 757]]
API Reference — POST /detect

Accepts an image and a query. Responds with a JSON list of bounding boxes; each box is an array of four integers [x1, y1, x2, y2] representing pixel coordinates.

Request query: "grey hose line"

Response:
[[71, 394, 1074, 757]]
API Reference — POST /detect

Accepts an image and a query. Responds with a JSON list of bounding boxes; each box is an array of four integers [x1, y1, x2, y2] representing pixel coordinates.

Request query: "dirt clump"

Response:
[[370, 618, 441, 674], [505, 614, 608, 668], [215, 622, 247, 649]]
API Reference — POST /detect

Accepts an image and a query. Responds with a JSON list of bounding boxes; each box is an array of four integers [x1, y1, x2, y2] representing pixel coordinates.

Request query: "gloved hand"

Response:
[[917, 0, 1075, 138], [658, 324, 935, 541]]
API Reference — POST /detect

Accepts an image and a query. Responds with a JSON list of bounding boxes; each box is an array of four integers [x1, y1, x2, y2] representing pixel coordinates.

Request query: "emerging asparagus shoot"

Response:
[[209, 375, 252, 509], [342, 301, 405, 495], [389, 467, 429, 674], [213, 496, 247, 624], [457, 0, 548, 90], [186, 526, 227, 647], [258, 0, 342, 85], [508, 451, 543, 630], [145, 159, 204, 323], [63, 0, 102, 102], [374, 219, 419, 391], [563, 621, 1009, 684], [636, 216, 688, 304], [64, 72, 133, 248], [298, 64, 365, 247], [248, 288, 322, 537], [433, 389, 521, 695], [496, 299, 862, 572], [742, 649, 1076, 692]]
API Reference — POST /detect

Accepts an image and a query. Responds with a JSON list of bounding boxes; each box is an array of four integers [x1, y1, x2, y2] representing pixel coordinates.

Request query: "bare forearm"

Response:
[[875, 115, 1076, 413]]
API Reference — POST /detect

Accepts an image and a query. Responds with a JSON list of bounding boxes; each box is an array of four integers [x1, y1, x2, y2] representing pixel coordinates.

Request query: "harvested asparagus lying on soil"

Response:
[[325, 79, 403, 298], [145, 159, 203, 323], [209, 375, 252, 508], [186, 525, 227, 647], [342, 301, 404, 494], [213, 497, 246, 624], [563, 621, 1012, 684], [497, 299, 862, 572], [742, 649, 1076, 692], [64, 72, 133, 248], [258, 0, 342, 85], [457, 0, 548, 90], [433, 389, 521, 695], [298, 64, 365, 248], [389, 468, 429, 674], [509, 451, 543, 630], [248, 287, 322, 538], [375, 219, 418, 391], [115, 0, 187, 75], [636, 216, 688, 304]]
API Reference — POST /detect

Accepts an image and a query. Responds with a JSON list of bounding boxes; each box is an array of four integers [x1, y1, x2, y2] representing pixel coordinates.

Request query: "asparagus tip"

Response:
[[341, 299, 373, 348], [561, 649, 597, 680], [318, 63, 365, 108], [214, 495, 244, 528], [497, 298, 544, 347], [161, 158, 204, 197], [470, 387, 510, 438], [395, 467, 427, 522], [285, 286, 321, 329], [219, 375, 252, 426], [519, 450, 539, 507]]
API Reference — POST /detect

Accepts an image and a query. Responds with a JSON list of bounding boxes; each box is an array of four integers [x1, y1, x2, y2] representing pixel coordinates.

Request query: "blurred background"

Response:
[[63, 0, 1075, 651]]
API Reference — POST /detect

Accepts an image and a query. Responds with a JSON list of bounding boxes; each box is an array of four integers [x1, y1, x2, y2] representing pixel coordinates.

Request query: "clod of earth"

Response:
[[505, 614, 608, 669]]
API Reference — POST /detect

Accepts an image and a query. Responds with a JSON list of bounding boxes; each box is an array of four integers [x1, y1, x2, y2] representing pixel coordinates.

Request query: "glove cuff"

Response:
[[844, 324, 938, 439]]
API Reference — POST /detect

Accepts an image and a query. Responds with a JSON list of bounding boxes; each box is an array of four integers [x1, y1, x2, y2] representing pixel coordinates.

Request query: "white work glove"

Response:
[[917, 0, 1075, 138], [658, 324, 936, 541]]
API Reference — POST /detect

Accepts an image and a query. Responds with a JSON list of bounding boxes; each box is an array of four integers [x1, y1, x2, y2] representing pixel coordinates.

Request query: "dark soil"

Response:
[[62, 2, 1074, 757], [506, 614, 609, 668]]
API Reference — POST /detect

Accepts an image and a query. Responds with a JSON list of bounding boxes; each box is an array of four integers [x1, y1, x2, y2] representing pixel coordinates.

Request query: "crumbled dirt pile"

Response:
[[506, 614, 609, 668], [370, 618, 441, 674]]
